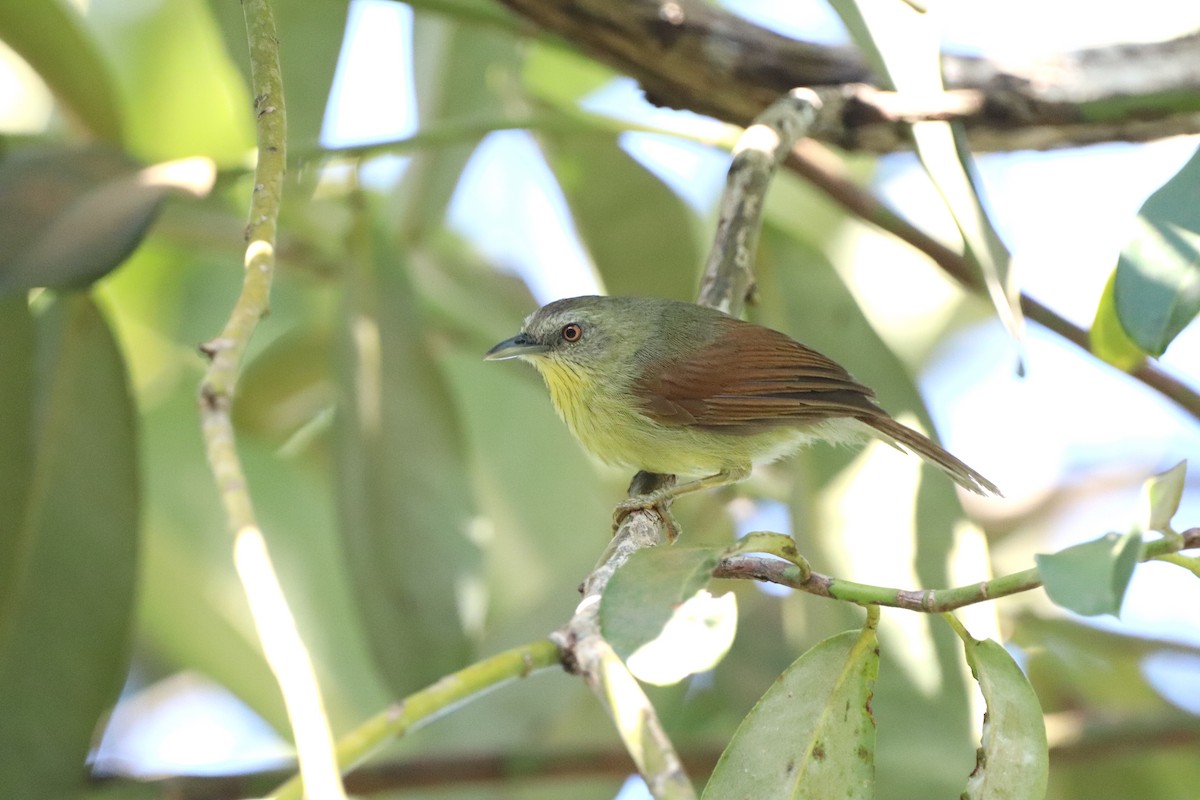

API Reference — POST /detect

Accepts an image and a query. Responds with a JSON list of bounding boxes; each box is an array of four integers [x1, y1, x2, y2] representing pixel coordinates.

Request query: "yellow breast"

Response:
[[536, 359, 620, 462]]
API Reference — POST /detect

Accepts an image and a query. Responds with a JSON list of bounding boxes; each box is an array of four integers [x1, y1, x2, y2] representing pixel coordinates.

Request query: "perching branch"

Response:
[[551, 474, 696, 800], [549, 90, 822, 800], [714, 527, 1200, 611], [196, 2, 345, 799]]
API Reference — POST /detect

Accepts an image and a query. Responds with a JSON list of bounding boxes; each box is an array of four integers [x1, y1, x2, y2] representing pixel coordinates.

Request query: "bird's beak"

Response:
[[484, 332, 549, 361]]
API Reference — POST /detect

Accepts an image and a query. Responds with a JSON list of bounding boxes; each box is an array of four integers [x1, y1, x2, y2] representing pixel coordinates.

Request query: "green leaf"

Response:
[[333, 217, 480, 694], [393, 15, 521, 240], [1139, 460, 1187, 532], [598, 541, 735, 687], [0, 147, 214, 293], [957, 633, 1049, 800], [0, 295, 139, 798], [541, 133, 702, 300], [523, 40, 617, 110], [1014, 613, 1200, 713], [1036, 531, 1142, 617], [1113, 145, 1200, 355], [83, 0, 255, 164], [702, 624, 879, 800], [0, 0, 123, 141], [1091, 267, 1149, 370], [233, 327, 336, 447], [0, 295, 35, 617], [827, 0, 1023, 354]]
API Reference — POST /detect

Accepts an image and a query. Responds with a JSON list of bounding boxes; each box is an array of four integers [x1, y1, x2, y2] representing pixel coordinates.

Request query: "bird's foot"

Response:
[[612, 495, 680, 542]]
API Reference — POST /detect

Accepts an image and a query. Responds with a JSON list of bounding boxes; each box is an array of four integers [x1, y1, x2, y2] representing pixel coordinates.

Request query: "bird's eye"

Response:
[[561, 323, 583, 343]]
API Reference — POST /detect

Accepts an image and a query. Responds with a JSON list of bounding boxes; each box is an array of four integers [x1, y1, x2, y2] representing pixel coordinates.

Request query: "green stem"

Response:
[[270, 640, 562, 800], [291, 110, 736, 164], [714, 527, 1200, 612], [1155, 552, 1200, 578], [197, 1, 347, 798]]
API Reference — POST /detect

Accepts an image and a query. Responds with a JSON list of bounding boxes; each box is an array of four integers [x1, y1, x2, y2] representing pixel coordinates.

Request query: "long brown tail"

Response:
[[863, 415, 1002, 497]]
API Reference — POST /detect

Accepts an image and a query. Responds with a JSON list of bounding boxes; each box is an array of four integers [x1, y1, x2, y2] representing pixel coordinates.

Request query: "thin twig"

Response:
[[271, 640, 562, 800], [697, 88, 822, 314], [197, 2, 345, 798], [714, 527, 1200, 611]]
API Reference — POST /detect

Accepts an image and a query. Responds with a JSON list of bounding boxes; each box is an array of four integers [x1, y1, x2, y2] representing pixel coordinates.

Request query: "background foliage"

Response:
[[1, 1, 1199, 799]]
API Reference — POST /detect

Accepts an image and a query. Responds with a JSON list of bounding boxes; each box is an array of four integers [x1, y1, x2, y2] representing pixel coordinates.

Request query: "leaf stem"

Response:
[[714, 528, 1200, 611]]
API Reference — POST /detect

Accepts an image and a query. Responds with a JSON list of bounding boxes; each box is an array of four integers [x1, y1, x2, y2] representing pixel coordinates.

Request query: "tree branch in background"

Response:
[[196, 2, 346, 798], [93, 721, 1200, 799], [496, 0, 1200, 152], [715, 527, 1200, 611], [783, 141, 1200, 422]]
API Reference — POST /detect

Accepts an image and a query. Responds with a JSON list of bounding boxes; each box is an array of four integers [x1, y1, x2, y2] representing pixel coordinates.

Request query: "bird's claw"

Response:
[[612, 497, 680, 542]]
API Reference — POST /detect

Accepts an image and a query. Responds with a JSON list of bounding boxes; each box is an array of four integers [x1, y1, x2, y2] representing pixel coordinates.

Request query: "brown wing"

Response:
[[634, 316, 884, 433]]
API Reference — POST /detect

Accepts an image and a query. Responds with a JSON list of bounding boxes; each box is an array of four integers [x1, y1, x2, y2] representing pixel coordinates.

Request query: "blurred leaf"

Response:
[[1091, 267, 1149, 370], [234, 326, 336, 446], [392, 14, 521, 240], [1014, 613, 1200, 799], [957, 632, 1048, 800], [1113, 145, 1200, 355], [333, 214, 480, 693], [542, 133, 702, 299], [131, 388, 290, 733], [828, 0, 1023, 356], [1139, 460, 1186, 533], [0, 295, 35, 622], [0, 148, 215, 293], [438, 350, 613, 631], [1036, 531, 1142, 617], [0, 295, 138, 798], [522, 41, 617, 110], [1015, 612, 1200, 713], [208, 0, 346, 153], [0, 0, 123, 141], [702, 624, 878, 800], [85, 0, 254, 164]]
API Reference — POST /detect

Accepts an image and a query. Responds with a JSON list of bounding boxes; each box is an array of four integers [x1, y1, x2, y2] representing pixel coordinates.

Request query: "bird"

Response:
[[485, 295, 999, 529]]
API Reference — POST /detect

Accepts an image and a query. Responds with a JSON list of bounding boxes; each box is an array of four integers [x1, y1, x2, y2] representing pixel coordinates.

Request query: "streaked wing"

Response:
[[634, 317, 883, 431]]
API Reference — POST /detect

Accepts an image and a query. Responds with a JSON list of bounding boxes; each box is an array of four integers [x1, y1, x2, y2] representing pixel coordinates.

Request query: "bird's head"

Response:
[[484, 295, 634, 377]]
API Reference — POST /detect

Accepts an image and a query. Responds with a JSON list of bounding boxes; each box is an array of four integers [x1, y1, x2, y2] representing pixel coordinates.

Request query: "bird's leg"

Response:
[[612, 466, 751, 540]]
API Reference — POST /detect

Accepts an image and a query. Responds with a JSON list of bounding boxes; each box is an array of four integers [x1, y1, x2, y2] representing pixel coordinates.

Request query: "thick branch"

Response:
[[714, 527, 1200, 611], [495, 0, 1200, 152]]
